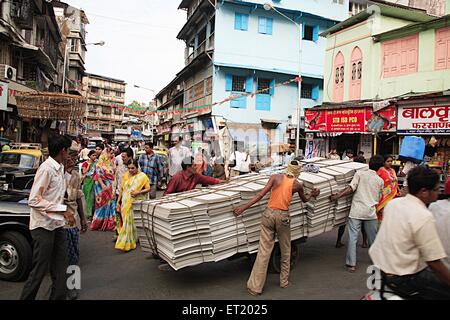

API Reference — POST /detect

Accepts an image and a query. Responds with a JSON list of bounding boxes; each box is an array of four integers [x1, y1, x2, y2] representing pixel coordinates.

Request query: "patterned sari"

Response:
[[91, 153, 116, 231], [376, 167, 399, 220], [82, 160, 96, 219], [115, 171, 150, 252]]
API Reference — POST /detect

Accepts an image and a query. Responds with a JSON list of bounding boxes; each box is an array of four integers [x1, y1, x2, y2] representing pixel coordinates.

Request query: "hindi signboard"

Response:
[[398, 105, 450, 134]]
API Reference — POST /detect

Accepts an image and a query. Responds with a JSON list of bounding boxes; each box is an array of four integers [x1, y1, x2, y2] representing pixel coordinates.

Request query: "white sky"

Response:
[[65, 0, 187, 105]]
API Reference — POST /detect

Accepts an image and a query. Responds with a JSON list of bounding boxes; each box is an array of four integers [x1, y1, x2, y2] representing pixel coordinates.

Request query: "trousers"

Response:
[[20, 228, 68, 300], [382, 268, 450, 300], [247, 208, 291, 294]]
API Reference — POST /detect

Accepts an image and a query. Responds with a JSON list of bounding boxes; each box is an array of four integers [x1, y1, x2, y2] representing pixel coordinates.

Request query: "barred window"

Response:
[[232, 75, 246, 92], [301, 83, 312, 99], [257, 78, 271, 93]]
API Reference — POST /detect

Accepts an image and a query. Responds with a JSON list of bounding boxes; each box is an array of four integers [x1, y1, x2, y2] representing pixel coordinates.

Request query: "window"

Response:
[[301, 83, 312, 99], [70, 39, 79, 53], [382, 34, 418, 78], [234, 13, 249, 31], [435, 26, 450, 70], [258, 78, 271, 93], [104, 89, 110, 96], [225, 75, 251, 109], [303, 25, 314, 41], [258, 17, 273, 35], [333, 52, 345, 102], [349, 47, 362, 100], [90, 87, 99, 94], [232, 75, 246, 92], [303, 25, 319, 42], [256, 78, 274, 111], [101, 106, 111, 115], [115, 91, 122, 97]]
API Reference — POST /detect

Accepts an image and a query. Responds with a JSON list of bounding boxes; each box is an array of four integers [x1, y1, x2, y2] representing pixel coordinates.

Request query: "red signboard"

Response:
[[305, 106, 396, 133], [326, 108, 366, 132]]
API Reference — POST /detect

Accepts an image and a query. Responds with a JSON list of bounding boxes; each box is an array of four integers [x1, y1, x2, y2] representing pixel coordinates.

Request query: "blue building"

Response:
[[154, 0, 349, 158]]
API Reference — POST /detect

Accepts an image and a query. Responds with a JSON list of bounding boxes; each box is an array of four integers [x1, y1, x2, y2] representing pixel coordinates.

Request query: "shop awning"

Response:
[[261, 119, 281, 129]]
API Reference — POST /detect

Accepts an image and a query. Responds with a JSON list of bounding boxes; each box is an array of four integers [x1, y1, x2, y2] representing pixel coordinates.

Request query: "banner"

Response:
[[398, 105, 450, 134], [305, 106, 396, 133]]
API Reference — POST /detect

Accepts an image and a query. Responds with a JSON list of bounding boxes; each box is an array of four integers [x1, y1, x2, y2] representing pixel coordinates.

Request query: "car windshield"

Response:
[[0, 153, 36, 169]]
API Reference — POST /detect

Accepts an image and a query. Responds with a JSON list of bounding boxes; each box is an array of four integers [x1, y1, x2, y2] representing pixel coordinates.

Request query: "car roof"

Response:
[[2, 149, 42, 158]]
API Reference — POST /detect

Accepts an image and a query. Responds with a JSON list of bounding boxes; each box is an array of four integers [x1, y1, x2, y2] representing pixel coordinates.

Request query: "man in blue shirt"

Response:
[[138, 142, 163, 199]]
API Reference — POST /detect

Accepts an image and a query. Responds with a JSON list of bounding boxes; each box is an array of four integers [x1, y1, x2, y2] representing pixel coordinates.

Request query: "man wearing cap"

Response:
[[234, 161, 320, 296], [429, 178, 450, 270]]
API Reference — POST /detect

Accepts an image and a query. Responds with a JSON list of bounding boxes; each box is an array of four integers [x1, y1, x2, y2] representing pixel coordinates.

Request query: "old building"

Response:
[[53, 1, 89, 96], [0, 0, 64, 143], [83, 73, 126, 139], [306, 0, 450, 161], [155, 0, 349, 159], [350, 0, 449, 16]]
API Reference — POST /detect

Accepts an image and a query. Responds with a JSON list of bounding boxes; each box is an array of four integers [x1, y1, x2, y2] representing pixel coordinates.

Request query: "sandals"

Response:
[[247, 288, 261, 296], [346, 265, 356, 273]]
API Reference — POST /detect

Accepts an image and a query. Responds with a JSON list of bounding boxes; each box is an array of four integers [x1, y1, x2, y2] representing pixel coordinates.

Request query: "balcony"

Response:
[[185, 33, 214, 66], [10, 0, 33, 30]]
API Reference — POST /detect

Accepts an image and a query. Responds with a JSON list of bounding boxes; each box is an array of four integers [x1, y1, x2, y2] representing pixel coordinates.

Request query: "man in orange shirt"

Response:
[[234, 161, 320, 296]]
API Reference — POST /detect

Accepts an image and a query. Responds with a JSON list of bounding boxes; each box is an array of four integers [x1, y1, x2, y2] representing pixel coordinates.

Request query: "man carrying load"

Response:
[[233, 161, 320, 296]]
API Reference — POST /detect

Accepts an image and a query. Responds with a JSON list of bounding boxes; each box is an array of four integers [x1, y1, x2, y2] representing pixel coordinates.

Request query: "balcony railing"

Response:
[[185, 33, 214, 66]]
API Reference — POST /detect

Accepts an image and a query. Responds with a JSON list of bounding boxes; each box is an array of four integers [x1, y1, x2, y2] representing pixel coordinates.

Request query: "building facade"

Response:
[[350, 0, 449, 16], [83, 73, 126, 139], [307, 1, 450, 163], [155, 0, 349, 159], [53, 1, 89, 96], [0, 0, 64, 143]]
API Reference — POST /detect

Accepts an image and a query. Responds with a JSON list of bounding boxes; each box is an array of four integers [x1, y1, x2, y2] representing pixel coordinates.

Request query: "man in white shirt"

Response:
[[369, 167, 450, 299], [20, 135, 76, 300], [427, 177, 450, 270], [331, 155, 384, 272], [168, 137, 191, 180], [229, 143, 251, 176]]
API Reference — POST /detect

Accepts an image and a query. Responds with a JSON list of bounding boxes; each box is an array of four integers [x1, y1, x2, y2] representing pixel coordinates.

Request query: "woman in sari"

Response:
[[82, 150, 97, 221], [91, 149, 117, 231], [376, 155, 399, 221], [116, 159, 150, 252]]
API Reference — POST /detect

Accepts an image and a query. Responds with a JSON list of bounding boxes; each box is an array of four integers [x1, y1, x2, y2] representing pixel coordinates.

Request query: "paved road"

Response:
[[0, 227, 373, 300]]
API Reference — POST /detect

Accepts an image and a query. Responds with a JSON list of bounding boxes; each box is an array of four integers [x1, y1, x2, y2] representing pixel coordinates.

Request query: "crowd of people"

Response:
[[18, 133, 449, 300]]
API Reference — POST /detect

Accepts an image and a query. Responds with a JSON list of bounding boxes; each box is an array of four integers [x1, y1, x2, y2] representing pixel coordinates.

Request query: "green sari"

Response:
[[82, 160, 96, 219]]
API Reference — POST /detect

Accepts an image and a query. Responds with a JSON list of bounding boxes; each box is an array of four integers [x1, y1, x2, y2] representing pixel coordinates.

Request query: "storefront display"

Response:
[[305, 106, 397, 157]]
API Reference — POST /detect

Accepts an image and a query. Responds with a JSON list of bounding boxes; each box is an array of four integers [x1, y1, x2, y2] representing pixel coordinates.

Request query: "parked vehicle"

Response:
[[0, 190, 32, 281], [0, 145, 44, 191]]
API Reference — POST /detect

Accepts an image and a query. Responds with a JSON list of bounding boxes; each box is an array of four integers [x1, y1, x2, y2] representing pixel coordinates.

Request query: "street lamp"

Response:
[[134, 85, 156, 94], [264, 2, 303, 156], [62, 40, 105, 93]]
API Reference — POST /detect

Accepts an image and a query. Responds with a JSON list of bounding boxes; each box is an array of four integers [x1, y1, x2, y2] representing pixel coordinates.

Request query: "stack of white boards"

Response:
[[134, 159, 368, 270]]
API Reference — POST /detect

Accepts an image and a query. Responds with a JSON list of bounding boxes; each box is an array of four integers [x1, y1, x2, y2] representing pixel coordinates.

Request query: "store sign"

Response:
[[0, 82, 8, 111], [398, 105, 450, 134], [305, 106, 396, 133]]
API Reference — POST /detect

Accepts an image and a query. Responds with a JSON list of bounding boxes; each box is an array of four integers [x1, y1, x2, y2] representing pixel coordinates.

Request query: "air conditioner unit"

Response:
[[176, 84, 181, 91], [0, 65, 17, 81]]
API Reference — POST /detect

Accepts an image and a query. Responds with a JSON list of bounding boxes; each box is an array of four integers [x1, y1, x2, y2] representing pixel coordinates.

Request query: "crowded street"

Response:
[[0, 0, 449, 305], [0, 227, 374, 300]]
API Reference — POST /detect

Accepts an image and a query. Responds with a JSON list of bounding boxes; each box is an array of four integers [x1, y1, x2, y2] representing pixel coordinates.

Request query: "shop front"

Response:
[[305, 104, 397, 159], [397, 98, 450, 183]]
